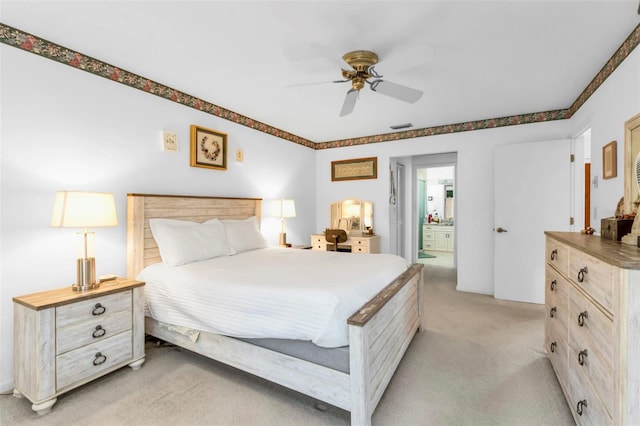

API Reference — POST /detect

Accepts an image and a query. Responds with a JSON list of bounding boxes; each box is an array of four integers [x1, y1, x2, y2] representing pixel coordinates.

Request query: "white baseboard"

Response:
[[0, 378, 14, 394]]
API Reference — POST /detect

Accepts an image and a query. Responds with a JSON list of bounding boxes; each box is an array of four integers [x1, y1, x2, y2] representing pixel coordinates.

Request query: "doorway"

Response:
[[412, 152, 457, 270], [417, 165, 455, 268]]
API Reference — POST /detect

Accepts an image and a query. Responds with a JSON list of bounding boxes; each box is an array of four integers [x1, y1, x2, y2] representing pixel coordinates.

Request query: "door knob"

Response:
[[496, 227, 508, 233]]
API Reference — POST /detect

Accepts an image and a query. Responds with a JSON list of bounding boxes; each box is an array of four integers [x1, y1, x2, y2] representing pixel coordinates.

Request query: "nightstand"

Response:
[[12, 277, 145, 415]]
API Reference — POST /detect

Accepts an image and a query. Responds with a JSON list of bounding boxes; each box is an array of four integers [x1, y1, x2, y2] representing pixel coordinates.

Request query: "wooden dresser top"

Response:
[[546, 231, 640, 270], [13, 278, 144, 310]]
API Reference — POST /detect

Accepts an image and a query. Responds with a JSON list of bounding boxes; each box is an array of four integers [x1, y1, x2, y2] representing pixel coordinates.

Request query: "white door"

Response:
[[494, 139, 571, 304]]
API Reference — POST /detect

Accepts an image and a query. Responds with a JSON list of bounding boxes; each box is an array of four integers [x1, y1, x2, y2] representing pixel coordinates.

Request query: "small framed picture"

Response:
[[602, 140, 617, 179], [190, 125, 228, 170]]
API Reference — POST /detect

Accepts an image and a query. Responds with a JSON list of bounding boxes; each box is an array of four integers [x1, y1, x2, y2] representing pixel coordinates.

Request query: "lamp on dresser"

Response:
[[271, 198, 296, 247], [50, 191, 118, 291]]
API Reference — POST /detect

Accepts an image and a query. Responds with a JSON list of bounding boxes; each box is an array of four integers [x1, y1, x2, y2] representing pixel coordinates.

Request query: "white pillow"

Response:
[[149, 218, 234, 266], [217, 216, 268, 253]]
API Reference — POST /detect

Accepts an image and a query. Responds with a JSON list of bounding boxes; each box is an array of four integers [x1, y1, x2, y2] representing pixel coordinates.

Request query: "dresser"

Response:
[[423, 224, 455, 252], [13, 278, 145, 415], [545, 232, 640, 425], [310, 233, 380, 253]]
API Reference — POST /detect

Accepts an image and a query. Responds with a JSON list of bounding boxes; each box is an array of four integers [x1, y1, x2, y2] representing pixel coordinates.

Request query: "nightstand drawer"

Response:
[[56, 291, 131, 329], [56, 330, 133, 390], [56, 309, 132, 355]]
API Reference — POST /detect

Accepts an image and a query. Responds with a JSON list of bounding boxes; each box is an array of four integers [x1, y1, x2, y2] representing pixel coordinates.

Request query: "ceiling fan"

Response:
[[336, 50, 423, 117]]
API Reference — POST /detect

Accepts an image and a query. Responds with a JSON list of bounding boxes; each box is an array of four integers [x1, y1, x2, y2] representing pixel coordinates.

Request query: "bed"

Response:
[[126, 193, 424, 426]]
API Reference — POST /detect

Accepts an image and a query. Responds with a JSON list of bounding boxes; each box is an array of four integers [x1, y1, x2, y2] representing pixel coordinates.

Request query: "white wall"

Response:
[[569, 48, 640, 224], [0, 46, 316, 391], [316, 121, 571, 298]]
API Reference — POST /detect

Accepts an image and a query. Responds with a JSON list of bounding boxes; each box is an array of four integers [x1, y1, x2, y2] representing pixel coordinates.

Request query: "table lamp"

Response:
[[50, 191, 118, 291], [271, 199, 296, 246]]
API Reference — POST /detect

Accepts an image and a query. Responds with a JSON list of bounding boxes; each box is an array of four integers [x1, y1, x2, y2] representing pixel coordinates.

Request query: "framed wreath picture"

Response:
[[190, 125, 228, 170]]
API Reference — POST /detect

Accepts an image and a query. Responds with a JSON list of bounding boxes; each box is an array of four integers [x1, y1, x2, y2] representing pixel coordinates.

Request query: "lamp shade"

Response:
[[270, 199, 296, 218], [51, 191, 118, 228]]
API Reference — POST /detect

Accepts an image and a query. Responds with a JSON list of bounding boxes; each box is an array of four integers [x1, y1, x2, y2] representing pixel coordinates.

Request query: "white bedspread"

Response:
[[138, 247, 409, 347]]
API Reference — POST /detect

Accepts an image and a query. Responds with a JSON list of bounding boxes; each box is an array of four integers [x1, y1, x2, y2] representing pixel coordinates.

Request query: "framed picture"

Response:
[[602, 140, 617, 180], [331, 157, 378, 181], [190, 125, 228, 170]]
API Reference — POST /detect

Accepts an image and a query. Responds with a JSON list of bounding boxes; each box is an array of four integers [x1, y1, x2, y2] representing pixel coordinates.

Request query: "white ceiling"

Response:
[[3, 1, 640, 143]]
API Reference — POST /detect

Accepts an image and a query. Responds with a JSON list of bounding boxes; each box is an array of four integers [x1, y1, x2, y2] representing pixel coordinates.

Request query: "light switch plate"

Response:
[[236, 148, 244, 162], [162, 131, 178, 152]]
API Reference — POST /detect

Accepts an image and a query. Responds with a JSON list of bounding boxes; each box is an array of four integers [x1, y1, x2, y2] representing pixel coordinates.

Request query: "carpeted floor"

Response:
[[1, 265, 574, 426]]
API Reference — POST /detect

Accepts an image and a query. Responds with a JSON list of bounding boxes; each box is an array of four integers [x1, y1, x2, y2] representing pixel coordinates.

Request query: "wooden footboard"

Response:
[[144, 263, 423, 426], [348, 263, 424, 426]]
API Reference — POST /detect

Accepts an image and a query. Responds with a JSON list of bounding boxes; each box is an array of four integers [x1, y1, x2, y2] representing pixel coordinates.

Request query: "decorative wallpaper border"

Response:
[[1, 21, 639, 150]]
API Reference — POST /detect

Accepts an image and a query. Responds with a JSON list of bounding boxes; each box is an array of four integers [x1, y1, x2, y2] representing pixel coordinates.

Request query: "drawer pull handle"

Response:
[[550, 249, 558, 261], [550, 280, 557, 291], [92, 303, 106, 316], [577, 267, 588, 283], [577, 311, 589, 327], [549, 307, 557, 318], [576, 399, 588, 416], [550, 341, 557, 353], [578, 349, 588, 366], [93, 352, 107, 366], [92, 325, 106, 338]]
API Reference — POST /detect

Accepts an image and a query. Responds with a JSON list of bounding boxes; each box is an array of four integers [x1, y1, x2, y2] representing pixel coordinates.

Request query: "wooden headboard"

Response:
[[126, 193, 262, 279]]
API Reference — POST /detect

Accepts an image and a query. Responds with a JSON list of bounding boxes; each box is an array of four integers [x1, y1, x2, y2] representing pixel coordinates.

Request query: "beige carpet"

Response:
[[0, 265, 574, 426]]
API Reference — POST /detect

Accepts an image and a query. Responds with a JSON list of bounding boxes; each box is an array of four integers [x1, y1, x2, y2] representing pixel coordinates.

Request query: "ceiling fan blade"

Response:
[[369, 80, 423, 103], [340, 89, 358, 117]]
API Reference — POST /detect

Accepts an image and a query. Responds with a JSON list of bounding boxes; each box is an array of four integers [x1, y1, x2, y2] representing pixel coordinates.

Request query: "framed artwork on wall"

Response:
[[331, 157, 378, 181], [190, 125, 228, 170], [602, 140, 617, 179]]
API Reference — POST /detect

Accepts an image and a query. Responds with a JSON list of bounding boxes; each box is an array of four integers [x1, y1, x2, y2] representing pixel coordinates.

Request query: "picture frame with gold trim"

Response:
[[331, 157, 378, 181], [190, 125, 228, 170]]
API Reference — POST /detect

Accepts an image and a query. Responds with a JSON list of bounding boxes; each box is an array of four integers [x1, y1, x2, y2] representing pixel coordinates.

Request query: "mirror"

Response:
[[624, 112, 640, 213], [330, 199, 373, 235]]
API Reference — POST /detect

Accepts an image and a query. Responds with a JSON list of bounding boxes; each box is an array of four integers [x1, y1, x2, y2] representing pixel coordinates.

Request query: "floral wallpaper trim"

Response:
[[1, 22, 638, 150], [0, 23, 316, 149], [567, 23, 640, 117]]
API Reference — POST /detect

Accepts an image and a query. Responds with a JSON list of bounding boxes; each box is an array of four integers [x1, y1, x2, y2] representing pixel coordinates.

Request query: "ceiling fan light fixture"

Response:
[[390, 123, 413, 130], [342, 50, 378, 72]]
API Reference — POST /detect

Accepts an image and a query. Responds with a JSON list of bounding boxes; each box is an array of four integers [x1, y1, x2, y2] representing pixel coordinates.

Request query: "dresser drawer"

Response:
[[546, 238, 569, 277], [423, 230, 435, 240], [568, 250, 614, 314], [546, 267, 569, 316], [568, 331, 614, 416], [56, 330, 133, 390], [311, 235, 325, 251], [351, 238, 369, 253], [56, 309, 132, 355], [545, 319, 569, 391], [56, 291, 132, 329], [568, 360, 613, 426], [569, 286, 614, 372]]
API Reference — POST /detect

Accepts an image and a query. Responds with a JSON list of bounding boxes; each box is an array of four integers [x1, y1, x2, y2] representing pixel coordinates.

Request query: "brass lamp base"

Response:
[[279, 232, 288, 246], [74, 257, 100, 291]]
